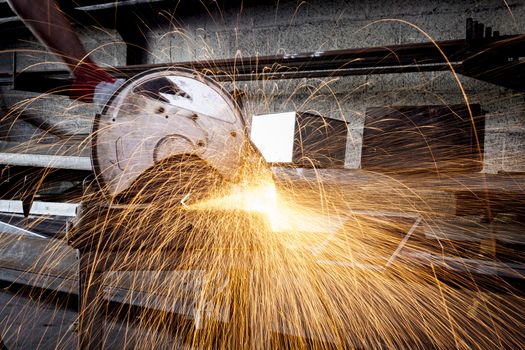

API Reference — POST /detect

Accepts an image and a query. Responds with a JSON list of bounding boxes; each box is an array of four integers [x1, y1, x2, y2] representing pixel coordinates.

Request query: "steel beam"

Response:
[[6, 35, 524, 94]]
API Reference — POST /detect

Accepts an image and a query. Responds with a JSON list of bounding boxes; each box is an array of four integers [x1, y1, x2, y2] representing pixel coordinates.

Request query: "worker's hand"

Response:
[[70, 60, 117, 104], [93, 79, 125, 113]]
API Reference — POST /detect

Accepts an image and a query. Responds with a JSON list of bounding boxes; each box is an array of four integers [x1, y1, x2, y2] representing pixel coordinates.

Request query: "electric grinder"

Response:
[[69, 68, 270, 250], [92, 67, 268, 204]]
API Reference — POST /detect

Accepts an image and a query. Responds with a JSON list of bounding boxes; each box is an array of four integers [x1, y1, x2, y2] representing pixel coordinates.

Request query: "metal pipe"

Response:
[[0, 153, 92, 170]]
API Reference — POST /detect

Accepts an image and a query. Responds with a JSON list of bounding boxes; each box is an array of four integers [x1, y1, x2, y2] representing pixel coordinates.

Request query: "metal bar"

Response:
[[211, 63, 458, 81], [485, 26, 492, 39], [10, 62, 457, 89], [0, 200, 78, 216], [75, 0, 166, 11], [0, 16, 17, 25], [16, 39, 467, 75], [466, 18, 474, 41], [473, 21, 479, 39], [4, 34, 523, 93], [111, 38, 468, 77], [0, 153, 92, 170], [476, 22, 485, 40], [385, 216, 422, 268], [0, 220, 46, 238]]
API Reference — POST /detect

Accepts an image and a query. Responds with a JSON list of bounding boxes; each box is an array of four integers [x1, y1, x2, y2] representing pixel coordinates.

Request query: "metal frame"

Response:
[[3, 32, 523, 93]]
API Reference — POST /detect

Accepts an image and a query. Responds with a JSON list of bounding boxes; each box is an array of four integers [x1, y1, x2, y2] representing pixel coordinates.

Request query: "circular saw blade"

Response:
[[113, 154, 226, 205], [91, 68, 260, 201]]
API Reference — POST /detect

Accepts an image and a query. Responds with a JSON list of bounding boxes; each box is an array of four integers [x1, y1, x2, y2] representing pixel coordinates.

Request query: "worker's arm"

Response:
[[7, 0, 89, 69], [7, 0, 116, 102]]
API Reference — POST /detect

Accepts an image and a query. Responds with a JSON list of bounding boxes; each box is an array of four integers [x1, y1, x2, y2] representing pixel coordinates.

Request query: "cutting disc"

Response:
[[92, 68, 255, 203]]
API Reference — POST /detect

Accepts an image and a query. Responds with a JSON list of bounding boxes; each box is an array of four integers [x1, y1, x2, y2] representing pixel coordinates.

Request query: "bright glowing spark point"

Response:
[[192, 181, 344, 240], [180, 192, 191, 208], [192, 182, 277, 214]]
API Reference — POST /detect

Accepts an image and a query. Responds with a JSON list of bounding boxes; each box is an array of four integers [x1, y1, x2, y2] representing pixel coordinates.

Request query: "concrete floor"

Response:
[[2, 279, 525, 349], [0, 285, 188, 349]]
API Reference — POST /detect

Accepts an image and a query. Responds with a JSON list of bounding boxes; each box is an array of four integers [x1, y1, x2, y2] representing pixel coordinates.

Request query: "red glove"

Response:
[[70, 59, 115, 103]]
